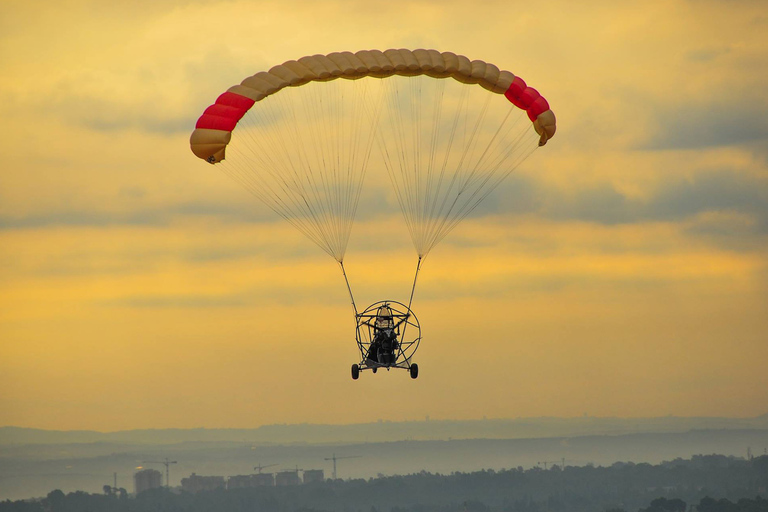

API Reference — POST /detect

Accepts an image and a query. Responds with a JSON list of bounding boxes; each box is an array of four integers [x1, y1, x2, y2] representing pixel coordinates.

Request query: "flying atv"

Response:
[[352, 301, 420, 380]]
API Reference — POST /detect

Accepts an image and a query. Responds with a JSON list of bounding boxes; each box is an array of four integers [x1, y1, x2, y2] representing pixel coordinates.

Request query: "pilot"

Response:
[[369, 305, 398, 365]]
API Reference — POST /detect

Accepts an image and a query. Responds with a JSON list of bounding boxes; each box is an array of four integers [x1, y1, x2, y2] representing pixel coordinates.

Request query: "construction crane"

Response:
[[142, 458, 178, 488], [324, 453, 362, 480], [254, 463, 278, 474]]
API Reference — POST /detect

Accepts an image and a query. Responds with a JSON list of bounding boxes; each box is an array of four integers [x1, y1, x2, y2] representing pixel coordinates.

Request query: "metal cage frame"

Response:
[[354, 300, 420, 372]]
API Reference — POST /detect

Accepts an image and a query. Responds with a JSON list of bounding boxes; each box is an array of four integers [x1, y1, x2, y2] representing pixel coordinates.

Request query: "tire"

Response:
[[409, 363, 419, 379], [351, 364, 360, 380]]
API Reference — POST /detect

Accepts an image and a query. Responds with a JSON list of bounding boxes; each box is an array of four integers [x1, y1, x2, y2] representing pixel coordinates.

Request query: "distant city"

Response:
[[125, 453, 359, 495], [133, 465, 325, 494]]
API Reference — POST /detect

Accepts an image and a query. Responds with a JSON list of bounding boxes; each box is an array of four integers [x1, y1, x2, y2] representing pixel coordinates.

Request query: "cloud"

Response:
[[0, 209, 158, 231], [104, 294, 248, 309], [648, 169, 767, 222], [0, 200, 279, 231], [481, 167, 768, 239], [12, 55, 236, 136], [685, 45, 733, 63], [682, 211, 767, 251], [5, 166, 764, 258], [0, 211, 167, 230], [641, 102, 768, 150]]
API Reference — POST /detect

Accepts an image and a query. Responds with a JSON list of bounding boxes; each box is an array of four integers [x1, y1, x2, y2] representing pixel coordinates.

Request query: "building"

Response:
[[227, 475, 254, 489], [134, 469, 162, 494], [275, 470, 300, 486], [253, 473, 275, 486], [303, 469, 324, 484], [181, 473, 226, 493], [226, 473, 276, 488]]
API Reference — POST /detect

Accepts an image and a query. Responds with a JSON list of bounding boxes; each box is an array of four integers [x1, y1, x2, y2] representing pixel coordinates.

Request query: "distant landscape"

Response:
[[1, 453, 767, 512], [2, 415, 767, 501]]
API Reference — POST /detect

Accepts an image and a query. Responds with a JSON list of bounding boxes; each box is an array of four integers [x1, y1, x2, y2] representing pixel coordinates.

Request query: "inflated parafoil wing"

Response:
[[190, 49, 556, 262], [191, 49, 555, 164]]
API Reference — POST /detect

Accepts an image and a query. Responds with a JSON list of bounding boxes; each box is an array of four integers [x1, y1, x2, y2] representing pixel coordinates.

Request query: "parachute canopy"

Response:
[[191, 49, 556, 261]]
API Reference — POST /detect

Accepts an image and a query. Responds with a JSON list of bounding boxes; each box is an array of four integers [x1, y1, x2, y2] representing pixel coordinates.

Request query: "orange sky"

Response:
[[1, 0, 767, 431]]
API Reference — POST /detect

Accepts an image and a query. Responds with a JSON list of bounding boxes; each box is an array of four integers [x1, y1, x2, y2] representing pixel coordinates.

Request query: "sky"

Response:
[[1, 0, 767, 432]]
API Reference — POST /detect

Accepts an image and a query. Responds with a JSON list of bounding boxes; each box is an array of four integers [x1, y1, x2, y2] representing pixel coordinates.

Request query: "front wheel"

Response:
[[351, 364, 360, 380], [409, 363, 419, 379]]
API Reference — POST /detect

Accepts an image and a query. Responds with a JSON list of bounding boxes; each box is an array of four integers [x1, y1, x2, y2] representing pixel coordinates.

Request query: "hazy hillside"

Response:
[[3, 414, 768, 446]]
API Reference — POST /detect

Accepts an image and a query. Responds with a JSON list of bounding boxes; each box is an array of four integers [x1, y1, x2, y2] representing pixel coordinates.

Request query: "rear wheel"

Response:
[[409, 363, 419, 379], [351, 364, 360, 380]]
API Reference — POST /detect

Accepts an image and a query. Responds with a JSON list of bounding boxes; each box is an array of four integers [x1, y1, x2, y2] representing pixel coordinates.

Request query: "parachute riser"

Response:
[[338, 260, 359, 317], [400, 255, 424, 349], [407, 255, 423, 312]]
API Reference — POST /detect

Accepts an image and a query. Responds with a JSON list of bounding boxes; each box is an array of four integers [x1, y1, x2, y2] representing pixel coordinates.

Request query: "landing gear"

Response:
[[409, 363, 419, 379], [351, 364, 359, 380]]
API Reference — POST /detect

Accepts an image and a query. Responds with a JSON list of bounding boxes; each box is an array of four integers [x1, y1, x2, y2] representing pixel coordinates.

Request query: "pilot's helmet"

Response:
[[375, 305, 394, 329]]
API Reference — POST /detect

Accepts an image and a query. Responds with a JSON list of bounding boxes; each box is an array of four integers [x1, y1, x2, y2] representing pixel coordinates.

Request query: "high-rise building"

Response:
[[134, 469, 162, 494], [181, 473, 226, 493], [275, 470, 300, 486], [303, 469, 324, 484]]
